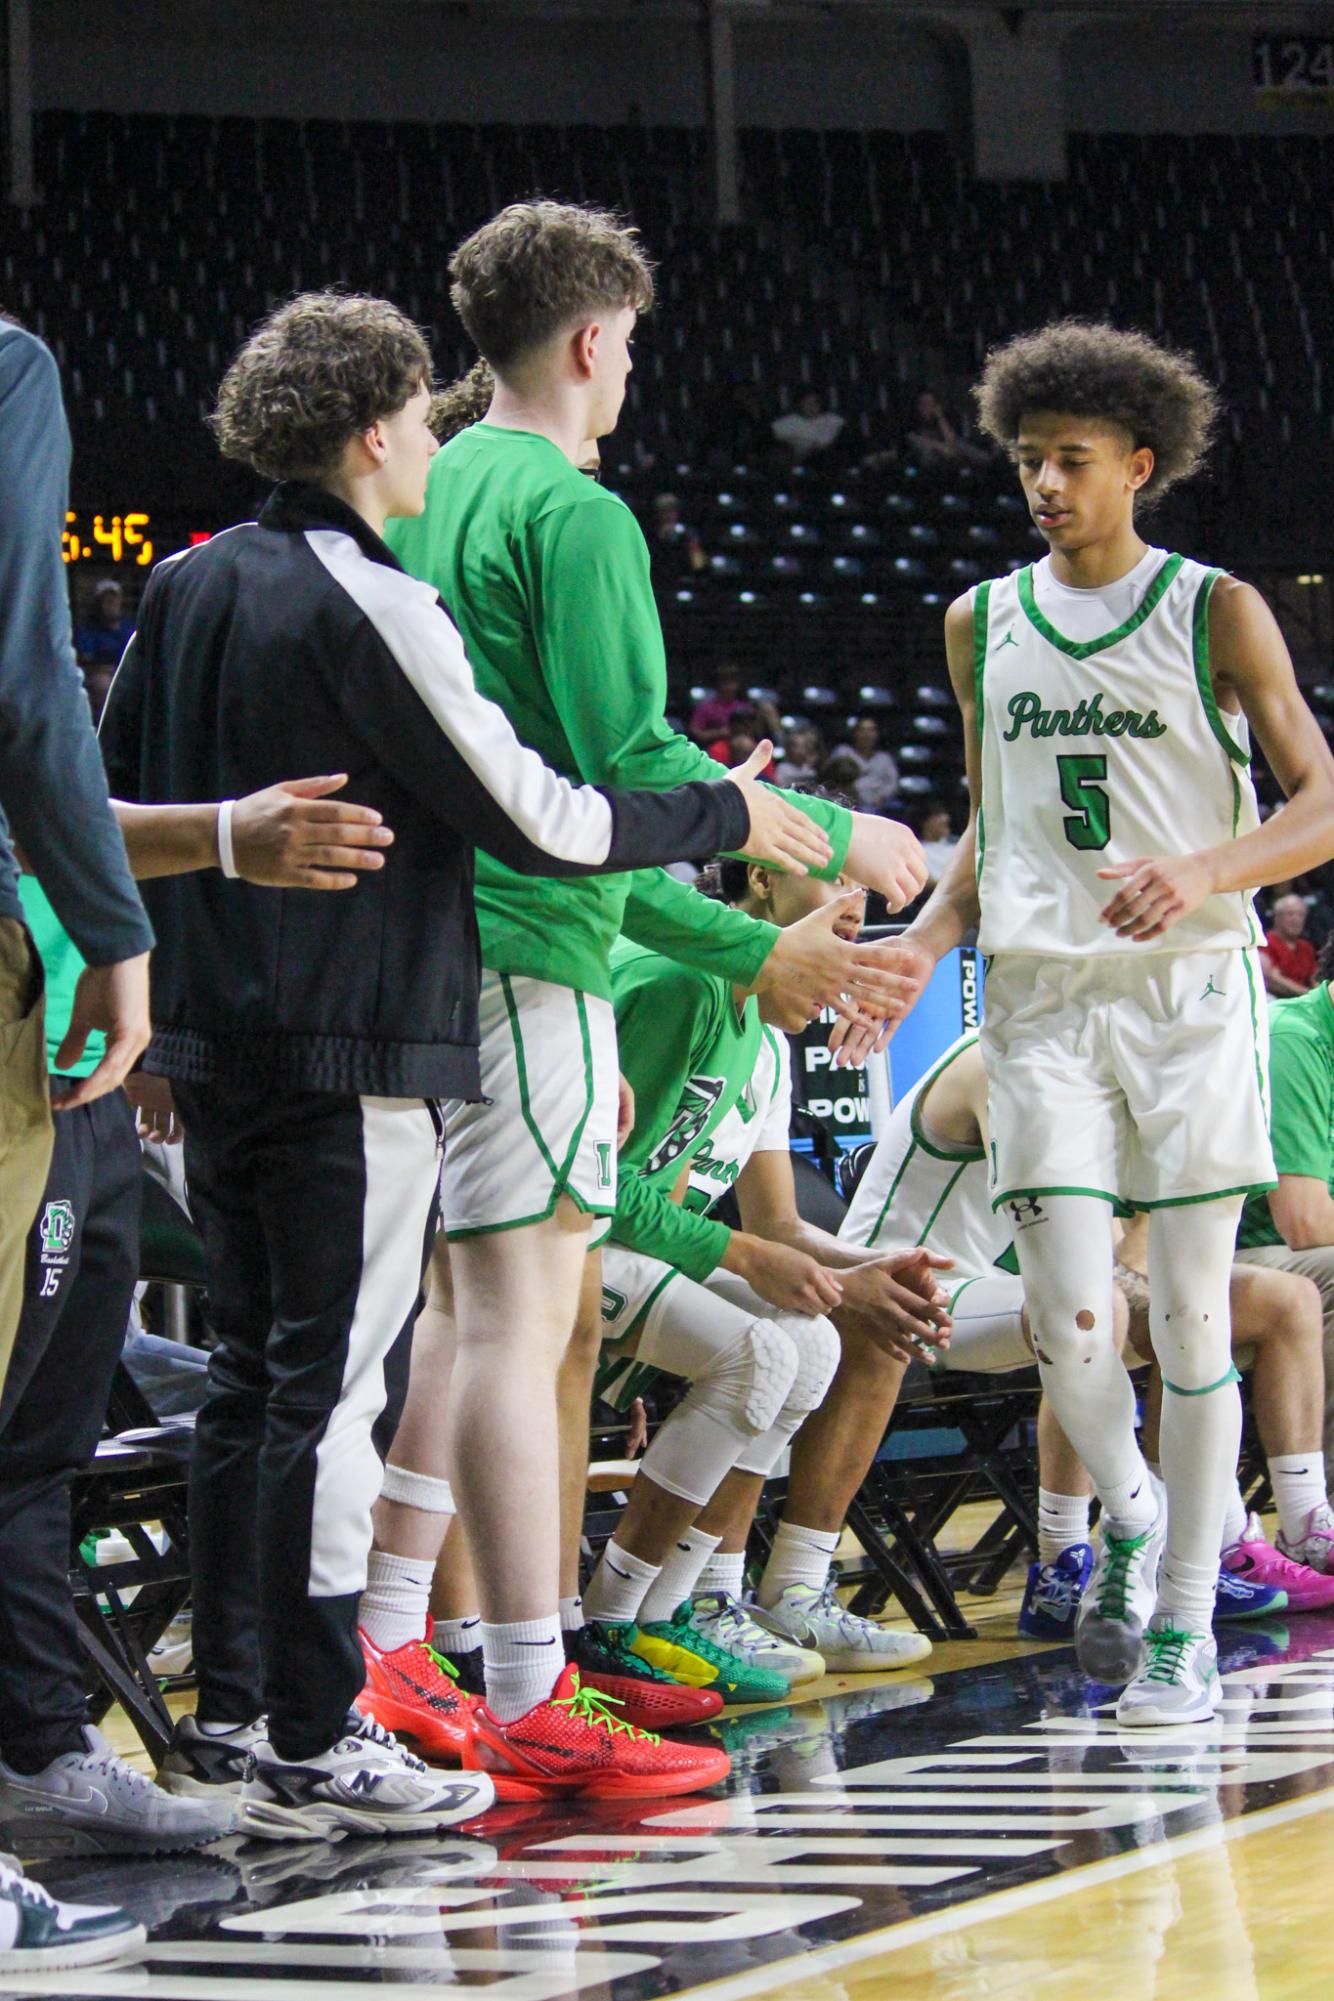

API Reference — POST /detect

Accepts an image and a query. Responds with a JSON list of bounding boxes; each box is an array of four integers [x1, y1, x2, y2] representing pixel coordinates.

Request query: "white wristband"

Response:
[[217, 799, 239, 879]]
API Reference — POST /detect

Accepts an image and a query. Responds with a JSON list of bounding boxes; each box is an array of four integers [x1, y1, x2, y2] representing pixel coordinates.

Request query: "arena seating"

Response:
[[21, 111, 1331, 793]]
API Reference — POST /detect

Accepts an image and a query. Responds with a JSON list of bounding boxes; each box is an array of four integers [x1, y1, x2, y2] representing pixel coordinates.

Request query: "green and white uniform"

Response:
[[384, 427, 850, 1236], [839, 1031, 1030, 1370], [975, 550, 1274, 1211], [596, 953, 790, 1409]]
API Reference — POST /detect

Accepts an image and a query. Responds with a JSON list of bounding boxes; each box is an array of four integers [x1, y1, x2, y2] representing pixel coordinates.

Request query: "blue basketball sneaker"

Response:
[[1018, 1543, 1094, 1640], [1214, 1561, 1285, 1622]]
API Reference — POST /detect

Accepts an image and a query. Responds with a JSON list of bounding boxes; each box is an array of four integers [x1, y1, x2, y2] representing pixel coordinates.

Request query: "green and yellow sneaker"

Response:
[[632, 1601, 790, 1705]]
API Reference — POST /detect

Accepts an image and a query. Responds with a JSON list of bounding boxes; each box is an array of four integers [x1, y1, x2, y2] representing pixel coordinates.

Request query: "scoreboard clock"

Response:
[[61, 511, 154, 566], [1253, 34, 1334, 103]]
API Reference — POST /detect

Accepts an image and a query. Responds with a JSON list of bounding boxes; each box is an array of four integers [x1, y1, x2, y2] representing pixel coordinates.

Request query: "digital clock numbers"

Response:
[[62, 511, 154, 566]]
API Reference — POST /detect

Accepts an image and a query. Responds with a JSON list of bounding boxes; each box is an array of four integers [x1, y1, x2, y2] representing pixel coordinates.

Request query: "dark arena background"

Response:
[[5, 4, 1334, 1998]]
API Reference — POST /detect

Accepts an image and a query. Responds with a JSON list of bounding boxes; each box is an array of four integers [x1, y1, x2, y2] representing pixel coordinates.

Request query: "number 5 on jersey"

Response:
[[1058, 754, 1111, 851]]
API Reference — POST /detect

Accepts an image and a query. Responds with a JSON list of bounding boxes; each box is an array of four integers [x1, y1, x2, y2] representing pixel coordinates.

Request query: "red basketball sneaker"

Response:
[[463, 1665, 731, 1800], [567, 1621, 725, 1730], [356, 1619, 478, 1764]]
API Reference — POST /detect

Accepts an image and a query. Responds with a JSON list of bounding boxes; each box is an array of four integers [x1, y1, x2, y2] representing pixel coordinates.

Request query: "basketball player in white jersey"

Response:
[[887, 321, 1334, 1722]]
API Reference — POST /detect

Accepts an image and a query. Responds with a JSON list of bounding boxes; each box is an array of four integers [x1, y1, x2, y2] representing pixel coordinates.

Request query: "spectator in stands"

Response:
[[919, 799, 959, 885], [775, 723, 825, 788], [1263, 891, 1318, 995], [772, 389, 845, 464], [74, 578, 135, 671], [839, 715, 900, 811], [701, 375, 772, 468], [690, 663, 748, 747], [649, 491, 708, 591], [904, 387, 991, 474]]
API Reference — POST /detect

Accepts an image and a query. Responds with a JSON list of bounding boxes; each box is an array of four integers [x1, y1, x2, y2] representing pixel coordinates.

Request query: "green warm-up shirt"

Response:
[[18, 875, 103, 1078], [1237, 981, 1334, 1250], [609, 937, 760, 1282], [384, 424, 850, 999]]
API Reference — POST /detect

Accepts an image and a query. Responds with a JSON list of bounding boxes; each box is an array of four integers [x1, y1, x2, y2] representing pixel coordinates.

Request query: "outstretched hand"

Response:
[[727, 742, 834, 877]]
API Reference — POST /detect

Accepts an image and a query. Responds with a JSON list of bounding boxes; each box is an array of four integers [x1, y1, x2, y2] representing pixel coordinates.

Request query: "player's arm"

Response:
[[535, 503, 926, 908], [112, 780, 394, 889], [620, 868, 928, 1027], [733, 1146, 952, 1356], [885, 591, 984, 1014], [1099, 578, 1334, 940]]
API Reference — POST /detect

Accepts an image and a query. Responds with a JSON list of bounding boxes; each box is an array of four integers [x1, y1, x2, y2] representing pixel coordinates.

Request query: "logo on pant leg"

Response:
[[40, 1200, 76, 1258], [37, 1198, 77, 1299]]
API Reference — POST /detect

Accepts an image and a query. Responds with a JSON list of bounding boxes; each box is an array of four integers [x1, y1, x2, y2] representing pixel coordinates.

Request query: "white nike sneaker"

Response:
[[240, 1711, 495, 1841], [1075, 1505, 1166, 1684], [1116, 1619, 1220, 1727], [0, 1854, 145, 1974], [751, 1581, 933, 1674], [687, 1591, 825, 1684], [0, 1726, 236, 1853]]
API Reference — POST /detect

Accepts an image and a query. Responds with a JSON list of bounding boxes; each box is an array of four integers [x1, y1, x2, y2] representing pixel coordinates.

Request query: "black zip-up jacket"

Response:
[[98, 484, 749, 1099]]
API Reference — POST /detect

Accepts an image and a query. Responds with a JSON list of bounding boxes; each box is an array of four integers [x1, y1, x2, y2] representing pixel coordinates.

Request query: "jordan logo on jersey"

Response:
[[997, 630, 1019, 649], [1002, 690, 1168, 744]]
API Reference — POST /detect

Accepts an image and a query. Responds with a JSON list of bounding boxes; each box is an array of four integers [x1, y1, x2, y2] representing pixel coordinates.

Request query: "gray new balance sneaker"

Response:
[[0, 1854, 145, 1973], [0, 1727, 236, 1854], [240, 1712, 495, 1841]]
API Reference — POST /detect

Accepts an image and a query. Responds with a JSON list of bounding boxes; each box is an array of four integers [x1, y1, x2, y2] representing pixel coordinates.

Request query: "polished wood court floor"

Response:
[[15, 1543, 1334, 2001]]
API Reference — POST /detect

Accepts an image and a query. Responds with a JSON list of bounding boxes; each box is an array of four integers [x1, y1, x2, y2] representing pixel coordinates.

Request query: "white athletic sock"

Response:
[[640, 1528, 722, 1624], [1037, 1490, 1092, 1568], [481, 1616, 565, 1723], [558, 1594, 585, 1634], [359, 1551, 435, 1654], [758, 1520, 839, 1609], [583, 1538, 661, 1625], [1220, 1482, 1249, 1552], [436, 1613, 481, 1659], [696, 1546, 746, 1602], [1269, 1452, 1330, 1544]]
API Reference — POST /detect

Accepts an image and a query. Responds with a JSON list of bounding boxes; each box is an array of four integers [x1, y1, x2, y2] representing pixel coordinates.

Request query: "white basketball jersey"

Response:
[[975, 554, 1262, 957], [684, 1025, 791, 1216], [839, 1032, 1011, 1281]]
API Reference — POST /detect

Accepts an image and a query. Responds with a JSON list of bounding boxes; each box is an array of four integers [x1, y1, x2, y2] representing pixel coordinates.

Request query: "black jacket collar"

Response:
[[260, 482, 404, 573]]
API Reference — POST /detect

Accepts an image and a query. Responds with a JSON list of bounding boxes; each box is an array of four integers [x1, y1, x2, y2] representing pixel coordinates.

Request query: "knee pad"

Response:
[[637, 1318, 801, 1508], [638, 1309, 801, 1436], [781, 1315, 841, 1419]]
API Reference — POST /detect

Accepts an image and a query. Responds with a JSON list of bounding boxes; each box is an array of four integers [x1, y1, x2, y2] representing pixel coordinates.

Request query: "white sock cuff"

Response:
[[601, 1539, 660, 1583], [379, 1463, 455, 1513], [366, 1548, 436, 1589], [436, 1614, 481, 1655], [774, 1520, 840, 1556], [559, 1595, 585, 1633]]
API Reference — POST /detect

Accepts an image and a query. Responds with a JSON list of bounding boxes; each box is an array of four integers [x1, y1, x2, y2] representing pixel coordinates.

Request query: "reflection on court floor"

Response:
[[13, 1614, 1334, 2001]]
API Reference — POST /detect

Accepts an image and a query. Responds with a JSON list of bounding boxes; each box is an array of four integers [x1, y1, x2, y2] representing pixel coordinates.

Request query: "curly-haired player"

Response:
[[888, 319, 1334, 1724]]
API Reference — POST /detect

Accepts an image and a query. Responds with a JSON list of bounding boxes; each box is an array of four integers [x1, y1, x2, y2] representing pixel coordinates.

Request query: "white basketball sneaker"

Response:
[[687, 1591, 826, 1684], [1075, 1505, 1166, 1683], [1116, 1618, 1220, 1727], [751, 1581, 932, 1673], [240, 1712, 494, 1841]]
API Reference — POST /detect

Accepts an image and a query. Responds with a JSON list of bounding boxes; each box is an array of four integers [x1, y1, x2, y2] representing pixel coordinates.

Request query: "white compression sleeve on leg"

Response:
[[1150, 1197, 1245, 1635], [733, 1315, 842, 1476], [1013, 1194, 1156, 1532], [635, 1283, 801, 1506]]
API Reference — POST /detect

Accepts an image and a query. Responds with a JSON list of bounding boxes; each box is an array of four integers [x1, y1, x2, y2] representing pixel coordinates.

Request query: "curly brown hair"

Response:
[[973, 320, 1220, 500], [449, 201, 655, 371], [429, 358, 495, 442], [211, 291, 434, 483]]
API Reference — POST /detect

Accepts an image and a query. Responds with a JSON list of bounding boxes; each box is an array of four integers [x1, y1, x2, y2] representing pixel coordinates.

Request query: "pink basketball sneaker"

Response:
[[1222, 1514, 1334, 1613]]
